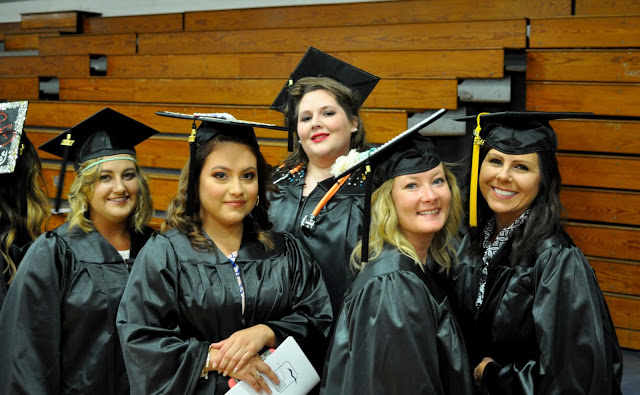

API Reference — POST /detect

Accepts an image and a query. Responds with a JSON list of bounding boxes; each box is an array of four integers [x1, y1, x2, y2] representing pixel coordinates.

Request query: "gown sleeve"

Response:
[[322, 270, 445, 394], [484, 246, 623, 394], [116, 235, 209, 395], [0, 233, 65, 394], [262, 234, 333, 351]]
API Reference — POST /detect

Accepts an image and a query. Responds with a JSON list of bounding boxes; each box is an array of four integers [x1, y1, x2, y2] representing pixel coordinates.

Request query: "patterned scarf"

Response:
[[475, 209, 530, 310]]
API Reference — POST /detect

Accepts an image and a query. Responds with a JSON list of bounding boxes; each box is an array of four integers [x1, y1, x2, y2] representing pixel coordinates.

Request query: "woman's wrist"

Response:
[[257, 324, 277, 349], [201, 344, 217, 379]]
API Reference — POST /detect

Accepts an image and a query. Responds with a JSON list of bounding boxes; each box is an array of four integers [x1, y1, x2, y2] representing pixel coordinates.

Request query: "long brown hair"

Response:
[[0, 136, 50, 284]]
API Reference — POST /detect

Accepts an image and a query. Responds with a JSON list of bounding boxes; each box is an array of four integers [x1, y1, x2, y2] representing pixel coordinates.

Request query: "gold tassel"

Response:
[[188, 120, 197, 143], [469, 112, 488, 227]]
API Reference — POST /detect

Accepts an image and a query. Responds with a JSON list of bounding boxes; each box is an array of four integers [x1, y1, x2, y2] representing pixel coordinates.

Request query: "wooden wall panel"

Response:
[[38, 33, 137, 55], [185, 0, 570, 30], [82, 13, 183, 34], [575, 0, 640, 16], [527, 82, 640, 116], [139, 20, 527, 54], [57, 78, 458, 111], [561, 188, 640, 226], [107, 49, 504, 79], [615, 327, 640, 350], [552, 119, 640, 155], [566, 223, 640, 261], [21, 11, 79, 32], [0, 55, 89, 77], [558, 154, 640, 190], [3, 32, 58, 51], [590, 258, 640, 296], [23, 101, 408, 144], [527, 50, 640, 83], [0, 77, 39, 100], [530, 16, 640, 48], [605, 295, 640, 331]]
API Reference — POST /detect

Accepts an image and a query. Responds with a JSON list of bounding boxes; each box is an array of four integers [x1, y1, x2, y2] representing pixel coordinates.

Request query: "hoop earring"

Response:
[[255, 196, 260, 207]]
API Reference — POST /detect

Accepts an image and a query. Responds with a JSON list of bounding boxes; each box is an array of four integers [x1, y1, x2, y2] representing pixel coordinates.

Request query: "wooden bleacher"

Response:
[[82, 13, 183, 34], [182, 0, 571, 30], [38, 33, 137, 55], [1, 0, 639, 349], [0, 55, 89, 77], [527, 6, 640, 349], [529, 15, 640, 48]]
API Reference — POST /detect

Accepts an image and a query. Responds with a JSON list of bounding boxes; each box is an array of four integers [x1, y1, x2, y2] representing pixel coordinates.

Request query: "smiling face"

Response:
[[296, 89, 358, 168], [479, 148, 541, 229], [198, 141, 259, 234], [88, 155, 139, 226], [391, 163, 451, 249]]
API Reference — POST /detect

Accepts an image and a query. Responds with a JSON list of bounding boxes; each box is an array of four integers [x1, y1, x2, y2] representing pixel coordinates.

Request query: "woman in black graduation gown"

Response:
[[116, 116, 332, 394], [322, 135, 473, 394], [451, 112, 623, 394], [0, 108, 157, 394], [0, 101, 50, 307], [268, 47, 380, 317]]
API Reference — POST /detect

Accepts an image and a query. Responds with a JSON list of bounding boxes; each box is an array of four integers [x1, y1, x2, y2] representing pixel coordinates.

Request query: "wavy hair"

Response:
[[67, 157, 153, 234], [280, 76, 368, 170], [0, 136, 51, 284], [351, 163, 463, 273], [465, 146, 565, 263], [163, 134, 275, 251]]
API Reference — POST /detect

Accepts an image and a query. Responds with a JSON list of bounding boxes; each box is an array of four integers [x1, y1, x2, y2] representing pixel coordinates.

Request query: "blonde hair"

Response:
[[67, 157, 153, 234], [351, 163, 462, 273]]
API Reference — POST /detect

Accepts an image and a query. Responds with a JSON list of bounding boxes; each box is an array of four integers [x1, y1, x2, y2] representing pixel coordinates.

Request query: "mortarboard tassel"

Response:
[[361, 163, 372, 263], [286, 79, 294, 152], [186, 119, 198, 217], [469, 112, 488, 227], [54, 134, 74, 214]]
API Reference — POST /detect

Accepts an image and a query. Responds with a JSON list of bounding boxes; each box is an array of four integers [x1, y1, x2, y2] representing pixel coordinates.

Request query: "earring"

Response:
[[255, 196, 260, 207]]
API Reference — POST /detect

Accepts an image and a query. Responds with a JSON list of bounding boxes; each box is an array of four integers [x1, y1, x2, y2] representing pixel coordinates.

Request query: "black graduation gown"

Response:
[[321, 245, 474, 395], [450, 231, 623, 394], [269, 167, 364, 315], [0, 222, 153, 394], [116, 228, 333, 395]]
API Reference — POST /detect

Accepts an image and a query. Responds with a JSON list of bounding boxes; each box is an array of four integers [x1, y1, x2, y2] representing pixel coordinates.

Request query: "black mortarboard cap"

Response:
[[39, 107, 159, 165], [156, 111, 286, 216], [370, 137, 441, 189], [0, 101, 29, 175], [454, 111, 594, 226], [39, 107, 159, 213], [331, 109, 447, 263], [270, 47, 380, 150]]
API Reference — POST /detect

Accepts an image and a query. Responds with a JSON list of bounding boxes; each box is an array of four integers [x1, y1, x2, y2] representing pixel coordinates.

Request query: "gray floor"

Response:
[[623, 348, 640, 395]]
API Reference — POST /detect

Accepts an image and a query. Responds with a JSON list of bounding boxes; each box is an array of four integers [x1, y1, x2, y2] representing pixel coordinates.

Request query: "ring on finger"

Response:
[[252, 370, 263, 381]]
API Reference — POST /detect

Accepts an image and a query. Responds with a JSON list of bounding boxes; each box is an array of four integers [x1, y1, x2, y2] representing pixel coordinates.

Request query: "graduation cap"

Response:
[[0, 101, 29, 175], [270, 47, 380, 151], [330, 108, 447, 263], [39, 107, 159, 213], [155, 111, 286, 216], [454, 111, 594, 227]]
